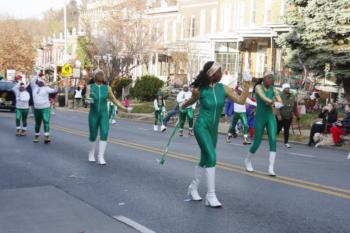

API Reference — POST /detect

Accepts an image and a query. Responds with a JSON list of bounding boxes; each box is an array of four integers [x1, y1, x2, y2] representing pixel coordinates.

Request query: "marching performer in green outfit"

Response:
[[153, 92, 166, 132], [108, 100, 117, 124], [226, 85, 257, 144], [245, 72, 283, 176], [12, 81, 30, 136], [86, 69, 126, 165], [181, 61, 251, 208], [177, 84, 196, 136], [31, 72, 57, 144]]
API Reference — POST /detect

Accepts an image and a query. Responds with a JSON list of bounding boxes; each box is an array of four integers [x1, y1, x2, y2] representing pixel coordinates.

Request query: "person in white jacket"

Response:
[[226, 85, 256, 145], [177, 84, 196, 136], [12, 81, 30, 136], [31, 73, 57, 144], [153, 92, 166, 132]]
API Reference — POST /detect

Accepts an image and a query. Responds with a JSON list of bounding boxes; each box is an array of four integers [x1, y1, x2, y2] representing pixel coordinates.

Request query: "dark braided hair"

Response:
[[191, 61, 215, 88]]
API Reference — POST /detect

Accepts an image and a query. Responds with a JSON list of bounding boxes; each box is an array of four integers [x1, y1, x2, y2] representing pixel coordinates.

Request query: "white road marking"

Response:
[[287, 152, 315, 158], [113, 216, 156, 233]]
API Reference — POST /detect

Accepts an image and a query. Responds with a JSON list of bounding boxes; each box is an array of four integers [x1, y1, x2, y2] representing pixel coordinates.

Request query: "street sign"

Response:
[[62, 64, 73, 77], [6, 69, 16, 81], [73, 68, 80, 78]]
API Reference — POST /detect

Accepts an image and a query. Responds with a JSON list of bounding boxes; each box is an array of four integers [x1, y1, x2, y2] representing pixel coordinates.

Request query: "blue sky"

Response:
[[0, 0, 81, 19]]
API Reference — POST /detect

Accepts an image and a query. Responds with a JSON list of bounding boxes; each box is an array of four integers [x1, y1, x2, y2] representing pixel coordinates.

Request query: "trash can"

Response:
[[58, 94, 65, 107]]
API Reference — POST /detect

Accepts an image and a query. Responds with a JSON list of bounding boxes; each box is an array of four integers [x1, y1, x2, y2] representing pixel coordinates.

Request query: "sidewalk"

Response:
[[0, 186, 139, 233]]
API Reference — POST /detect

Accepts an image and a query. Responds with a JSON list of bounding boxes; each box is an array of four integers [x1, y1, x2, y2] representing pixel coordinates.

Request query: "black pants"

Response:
[[277, 118, 293, 144], [308, 123, 325, 145]]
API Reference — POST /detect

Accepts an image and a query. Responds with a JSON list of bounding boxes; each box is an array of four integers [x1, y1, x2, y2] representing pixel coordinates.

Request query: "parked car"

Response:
[[0, 80, 16, 111]]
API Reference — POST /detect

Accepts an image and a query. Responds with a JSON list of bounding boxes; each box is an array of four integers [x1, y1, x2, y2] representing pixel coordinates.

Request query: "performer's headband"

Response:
[[206, 62, 221, 77]]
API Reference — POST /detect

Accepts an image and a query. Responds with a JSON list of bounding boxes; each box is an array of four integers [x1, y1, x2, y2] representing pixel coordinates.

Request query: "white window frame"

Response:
[[250, 0, 257, 27], [190, 16, 195, 38], [264, 0, 272, 25], [200, 9, 206, 36], [180, 16, 185, 40]]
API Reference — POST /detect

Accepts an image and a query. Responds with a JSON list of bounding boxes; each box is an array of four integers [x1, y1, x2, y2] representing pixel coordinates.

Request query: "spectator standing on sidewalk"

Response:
[[74, 86, 83, 109], [276, 83, 300, 148]]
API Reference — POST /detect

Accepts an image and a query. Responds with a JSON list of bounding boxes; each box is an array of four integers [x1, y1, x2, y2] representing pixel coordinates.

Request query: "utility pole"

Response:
[[64, 0, 69, 107]]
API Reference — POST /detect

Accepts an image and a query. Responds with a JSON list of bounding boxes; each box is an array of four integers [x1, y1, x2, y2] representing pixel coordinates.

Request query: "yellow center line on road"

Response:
[[49, 124, 350, 200], [1, 113, 350, 200]]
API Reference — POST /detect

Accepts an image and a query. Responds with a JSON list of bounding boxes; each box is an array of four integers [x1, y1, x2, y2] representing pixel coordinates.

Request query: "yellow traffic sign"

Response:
[[62, 64, 73, 77]]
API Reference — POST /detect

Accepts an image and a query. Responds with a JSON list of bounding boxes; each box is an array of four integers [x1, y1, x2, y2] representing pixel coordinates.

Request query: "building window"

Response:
[[172, 19, 177, 42], [215, 42, 239, 75], [265, 0, 272, 24], [190, 16, 195, 38], [235, 0, 244, 29], [200, 9, 206, 36], [211, 8, 217, 33], [250, 0, 257, 26]]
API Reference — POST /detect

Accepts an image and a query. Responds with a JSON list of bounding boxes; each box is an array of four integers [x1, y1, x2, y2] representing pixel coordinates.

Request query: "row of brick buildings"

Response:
[[37, 0, 291, 86]]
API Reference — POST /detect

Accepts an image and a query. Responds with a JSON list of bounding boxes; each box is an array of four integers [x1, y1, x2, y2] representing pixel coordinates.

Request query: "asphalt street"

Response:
[[0, 109, 349, 233]]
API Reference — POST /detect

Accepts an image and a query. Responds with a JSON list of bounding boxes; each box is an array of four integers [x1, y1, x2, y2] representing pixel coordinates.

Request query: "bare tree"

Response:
[[95, 0, 155, 80]]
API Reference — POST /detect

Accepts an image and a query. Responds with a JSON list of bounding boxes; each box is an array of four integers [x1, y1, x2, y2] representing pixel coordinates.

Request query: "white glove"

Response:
[[274, 102, 283, 109], [244, 71, 251, 82]]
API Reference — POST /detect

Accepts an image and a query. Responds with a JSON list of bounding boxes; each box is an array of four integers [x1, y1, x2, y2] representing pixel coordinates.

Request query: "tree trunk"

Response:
[[343, 78, 350, 104], [298, 56, 308, 84]]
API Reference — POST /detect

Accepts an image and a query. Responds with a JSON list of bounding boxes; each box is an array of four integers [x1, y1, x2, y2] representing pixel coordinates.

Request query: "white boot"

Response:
[[268, 151, 276, 176], [245, 152, 254, 172], [187, 166, 203, 201], [205, 167, 222, 208], [88, 141, 96, 162], [153, 125, 159, 131], [97, 141, 107, 165], [160, 125, 167, 132]]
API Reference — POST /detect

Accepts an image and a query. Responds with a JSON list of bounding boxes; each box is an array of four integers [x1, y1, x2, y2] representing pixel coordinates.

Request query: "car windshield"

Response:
[[0, 81, 16, 91]]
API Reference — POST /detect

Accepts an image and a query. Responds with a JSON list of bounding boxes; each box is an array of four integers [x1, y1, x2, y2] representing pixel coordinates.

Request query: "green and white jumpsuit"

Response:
[[153, 97, 166, 131], [177, 90, 196, 134], [228, 98, 256, 140], [12, 83, 30, 132], [245, 84, 281, 176], [31, 77, 57, 137], [108, 100, 117, 124]]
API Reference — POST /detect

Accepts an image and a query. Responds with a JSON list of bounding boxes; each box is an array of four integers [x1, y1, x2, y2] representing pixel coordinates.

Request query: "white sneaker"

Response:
[[347, 153, 350, 160], [285, 144, 291, 148], [153, 125, 159, 131], [111, 119, 116, 124]]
